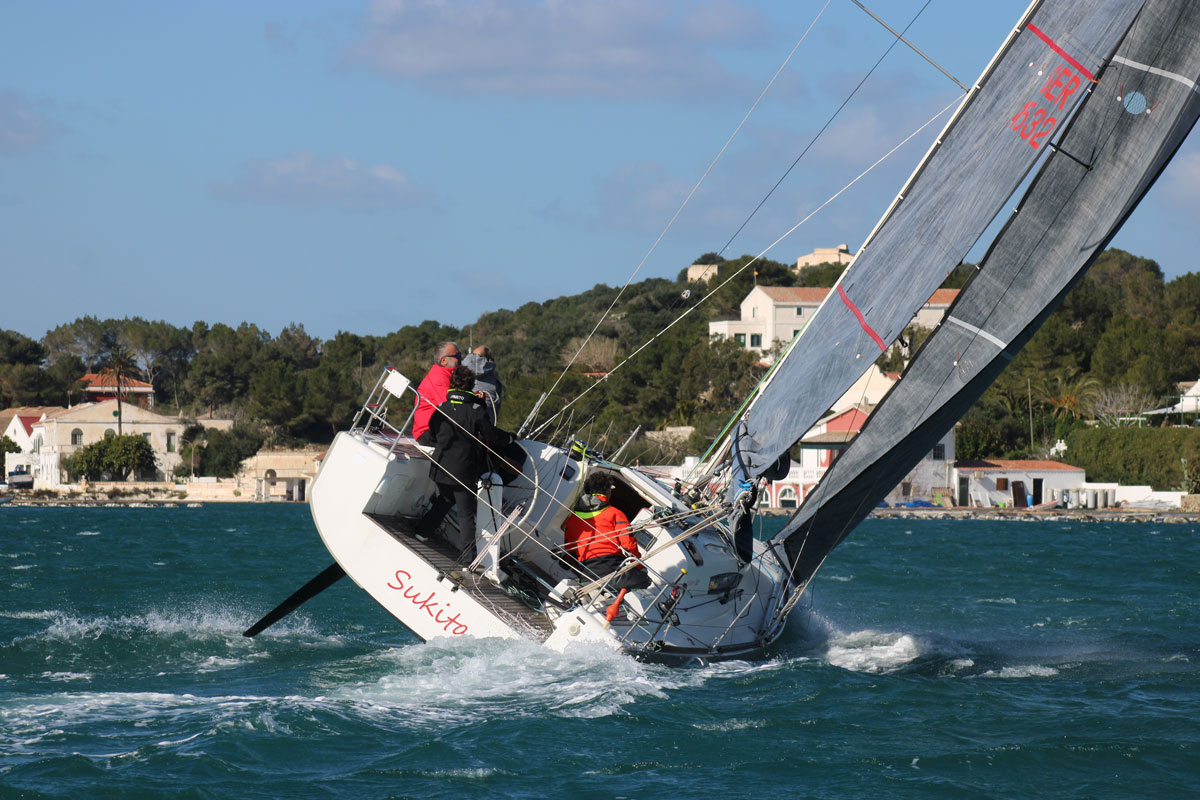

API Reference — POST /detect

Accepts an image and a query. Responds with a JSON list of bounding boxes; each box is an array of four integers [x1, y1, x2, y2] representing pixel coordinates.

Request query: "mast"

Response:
[[726, 0, 1144, 493], [773, 0, 1200, 590]]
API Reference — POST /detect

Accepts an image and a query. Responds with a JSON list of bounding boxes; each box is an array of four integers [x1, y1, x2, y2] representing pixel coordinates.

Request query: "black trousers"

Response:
[[417, 482, 477, 559], [581, 554, 650, 590]]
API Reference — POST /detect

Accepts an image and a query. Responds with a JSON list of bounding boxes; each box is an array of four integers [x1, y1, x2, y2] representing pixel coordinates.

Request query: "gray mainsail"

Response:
[[772, 0, 1200, 589], [732, 0, 1143, 483]]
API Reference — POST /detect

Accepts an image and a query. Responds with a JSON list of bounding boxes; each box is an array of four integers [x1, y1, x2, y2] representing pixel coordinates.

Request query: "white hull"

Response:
[[309, 383, 795, 658]]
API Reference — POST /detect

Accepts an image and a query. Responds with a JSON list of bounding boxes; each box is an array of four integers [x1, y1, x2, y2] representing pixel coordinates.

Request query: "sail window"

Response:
[[1122, 91, 1147, 115]]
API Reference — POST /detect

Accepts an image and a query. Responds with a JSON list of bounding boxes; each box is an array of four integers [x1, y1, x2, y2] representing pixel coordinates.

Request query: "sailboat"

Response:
[[245, 0, 1200, 658]]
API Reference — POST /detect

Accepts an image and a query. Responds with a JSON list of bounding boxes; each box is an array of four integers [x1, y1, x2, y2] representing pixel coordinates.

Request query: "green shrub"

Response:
[[1065, 427, 1200, 490]]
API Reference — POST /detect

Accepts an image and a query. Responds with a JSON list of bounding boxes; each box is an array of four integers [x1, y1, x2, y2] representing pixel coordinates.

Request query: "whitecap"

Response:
[[825, 630, 923, 673], [977, 597, 1017, 605], [979, 665, 1059, 678], [11, 564, 34, 571], [692, 718, 761, 732], [76, 531, 101, 536], [39, 671, 93, 682], [823, 574, 853, 582], [0, 610, 59, 620]]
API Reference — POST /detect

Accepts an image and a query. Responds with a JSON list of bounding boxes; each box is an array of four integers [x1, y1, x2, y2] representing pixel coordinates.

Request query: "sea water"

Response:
[[1, 504, 1197, 799]]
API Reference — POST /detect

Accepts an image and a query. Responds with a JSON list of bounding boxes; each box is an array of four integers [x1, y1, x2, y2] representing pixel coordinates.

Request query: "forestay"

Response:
[[773, 0, 1200, 588], [732, 0, 1144, 483]]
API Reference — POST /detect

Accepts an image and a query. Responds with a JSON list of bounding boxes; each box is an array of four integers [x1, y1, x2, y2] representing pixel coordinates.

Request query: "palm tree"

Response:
[[99, 333, 139, 436]]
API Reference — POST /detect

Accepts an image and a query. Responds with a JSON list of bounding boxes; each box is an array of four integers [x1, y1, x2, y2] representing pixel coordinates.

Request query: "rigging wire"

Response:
[[849, 0, 967, 91], [532, 1, 834, 425], [716, 0, 935, 258], [533, 93, 963, 440]]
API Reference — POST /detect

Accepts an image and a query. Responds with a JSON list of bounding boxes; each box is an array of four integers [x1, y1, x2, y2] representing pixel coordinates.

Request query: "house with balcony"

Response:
[[757, 404, 957, 509], [709, 285, 960, 356], [24, 400, 233, 487]]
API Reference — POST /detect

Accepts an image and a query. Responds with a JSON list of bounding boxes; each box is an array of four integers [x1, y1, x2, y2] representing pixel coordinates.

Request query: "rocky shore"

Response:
[[870, 507, 1200, 524]]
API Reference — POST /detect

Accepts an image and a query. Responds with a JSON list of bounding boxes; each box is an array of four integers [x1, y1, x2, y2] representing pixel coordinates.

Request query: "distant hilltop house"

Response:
[[79, 373, 157, 408], [6, 400, 233, 488], [796, 244, 854, 269], [686, 244, 857, 285], [709, 285, 959, 354]]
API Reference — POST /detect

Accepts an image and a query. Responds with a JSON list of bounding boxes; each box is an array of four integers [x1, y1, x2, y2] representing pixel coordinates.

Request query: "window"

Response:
[[71, 429, 83, 446], [779, 487, 798, 509], [932, 443, 945, 460], [751, 307, 757, 318], [104, 429, 115, 439], [143, 433, 152, 444], [167, 432, 176, 453], [793, 329, 802, 338], [735, 333, 746, 346], [796, 307, 804, 316], [750, 334, 762, 348]]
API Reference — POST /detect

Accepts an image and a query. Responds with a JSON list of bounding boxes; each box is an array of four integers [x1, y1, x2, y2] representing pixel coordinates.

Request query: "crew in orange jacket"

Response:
[[563, 473, 650, 590]]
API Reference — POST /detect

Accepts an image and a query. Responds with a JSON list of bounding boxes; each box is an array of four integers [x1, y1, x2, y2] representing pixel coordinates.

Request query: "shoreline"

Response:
[[868, 507, 1200, 524], [4, 499, 1199, 523]]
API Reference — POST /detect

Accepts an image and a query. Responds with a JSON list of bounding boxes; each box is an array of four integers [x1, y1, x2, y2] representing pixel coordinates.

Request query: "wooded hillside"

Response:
[[2, 248, 1198, 471]]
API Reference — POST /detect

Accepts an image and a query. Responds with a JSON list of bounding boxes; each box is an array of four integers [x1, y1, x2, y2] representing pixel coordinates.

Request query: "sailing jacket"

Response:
[[563, 494, 641, 563], [412, 363, 454, 441], [427, 389, 512, 488]]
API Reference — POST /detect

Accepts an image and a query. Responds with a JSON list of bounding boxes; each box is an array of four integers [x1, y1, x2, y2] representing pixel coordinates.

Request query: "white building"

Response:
[[796, 244, 854, 269], [23, 400, 233, 487], [952, 459, 1085, 507], [708, 285, 959, 355]]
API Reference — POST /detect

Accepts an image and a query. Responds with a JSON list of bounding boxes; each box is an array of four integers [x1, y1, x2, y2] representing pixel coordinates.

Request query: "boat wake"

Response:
[[779, 610, 1199, 680]]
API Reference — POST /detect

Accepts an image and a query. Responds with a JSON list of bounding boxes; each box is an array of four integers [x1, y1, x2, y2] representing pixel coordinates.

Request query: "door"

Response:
[[1011, 480, 1027, 508], [958, 476, 970, 507]]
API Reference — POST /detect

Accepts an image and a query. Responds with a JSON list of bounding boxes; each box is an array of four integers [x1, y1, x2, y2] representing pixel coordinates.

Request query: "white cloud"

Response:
[[212, 150, 433, 210], [1161, 151, 1200, 206], [0, 90, 56, 155], [346, 0, 764, 98]]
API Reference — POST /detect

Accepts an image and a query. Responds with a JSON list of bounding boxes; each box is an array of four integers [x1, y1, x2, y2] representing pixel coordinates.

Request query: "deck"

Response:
[[366, 513, 556, 640]]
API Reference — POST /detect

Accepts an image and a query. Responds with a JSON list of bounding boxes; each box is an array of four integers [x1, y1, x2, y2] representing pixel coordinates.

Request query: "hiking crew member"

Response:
[[412, 342, 462, 444], [417, 366, 514, 559], [563, 473, 650, 590]]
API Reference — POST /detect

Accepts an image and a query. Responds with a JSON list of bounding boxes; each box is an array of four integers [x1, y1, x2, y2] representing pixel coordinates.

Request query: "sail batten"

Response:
[[771, 0, 1200, 590], [732, 0, 1145, 488]]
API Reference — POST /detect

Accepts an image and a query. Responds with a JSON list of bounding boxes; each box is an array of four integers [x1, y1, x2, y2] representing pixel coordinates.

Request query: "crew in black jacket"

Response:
[[416, 366, 514, 559]]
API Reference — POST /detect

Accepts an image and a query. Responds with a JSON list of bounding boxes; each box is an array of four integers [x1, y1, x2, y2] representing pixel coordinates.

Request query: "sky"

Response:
[[4, 0, 1200, 343]]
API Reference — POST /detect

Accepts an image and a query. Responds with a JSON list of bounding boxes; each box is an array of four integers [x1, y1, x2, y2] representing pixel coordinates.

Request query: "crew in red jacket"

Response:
[[411, 342, 462, 443], [563, 472, 650, 590]]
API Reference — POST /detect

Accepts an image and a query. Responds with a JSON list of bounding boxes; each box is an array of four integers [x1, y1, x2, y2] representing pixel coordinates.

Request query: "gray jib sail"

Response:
[[733, 0, 1143, 482], [773, 0, 1200, 589]]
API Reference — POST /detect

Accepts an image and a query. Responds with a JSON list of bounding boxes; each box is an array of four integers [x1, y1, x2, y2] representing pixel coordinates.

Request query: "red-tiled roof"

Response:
[[756, 286, 831, 303], [955, 459, 1083, 472], [927, 288, 960, 305], [17, 416, 39, 437], [0, 406, 65, 436], [756, 285, 960, 306], [79, 373, 154, 391]]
